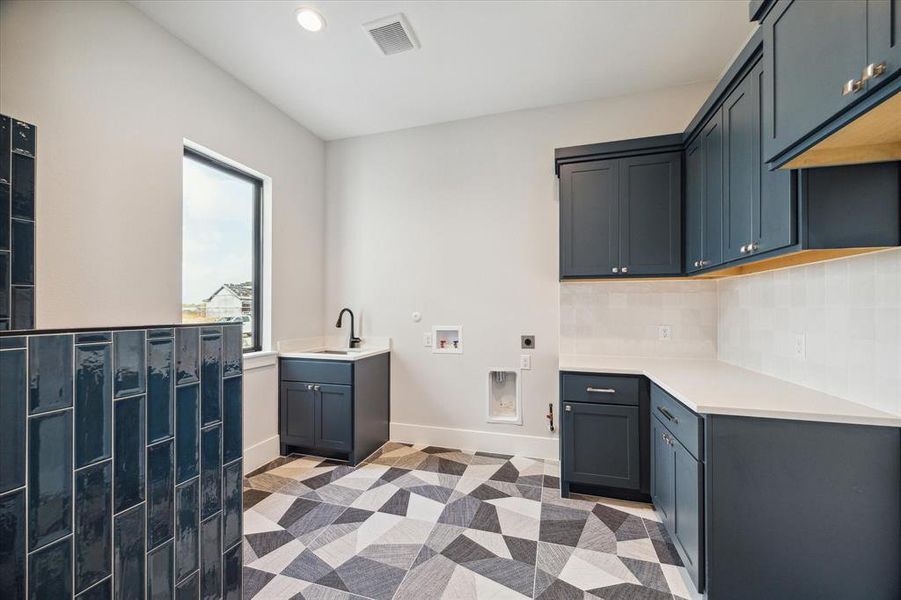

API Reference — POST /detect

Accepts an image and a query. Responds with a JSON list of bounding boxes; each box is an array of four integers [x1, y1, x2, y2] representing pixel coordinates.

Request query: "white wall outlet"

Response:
[[519, 354, 532, 370], [793, 333, 806, 360], [658, 325, 672, 341], [423, 332, 432, 347]]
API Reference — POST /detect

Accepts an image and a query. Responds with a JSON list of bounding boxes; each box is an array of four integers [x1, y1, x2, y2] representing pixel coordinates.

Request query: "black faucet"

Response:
[[335, 308, 361, 348]]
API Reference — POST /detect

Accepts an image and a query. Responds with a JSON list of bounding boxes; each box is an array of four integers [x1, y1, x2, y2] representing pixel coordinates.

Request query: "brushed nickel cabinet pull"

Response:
[[862, 62, 886, 81], [586, 387, 615, 394], [656, 405, 679, 424], [842, 78, 863, 95]]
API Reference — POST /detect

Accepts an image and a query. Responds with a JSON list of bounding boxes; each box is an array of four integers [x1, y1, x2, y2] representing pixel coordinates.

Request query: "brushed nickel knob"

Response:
[[621, 267, 628, 274], [612, 267, 619, 274]]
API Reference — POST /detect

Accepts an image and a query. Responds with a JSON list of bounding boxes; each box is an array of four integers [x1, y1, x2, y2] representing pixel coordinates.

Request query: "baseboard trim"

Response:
[[243, 434, 281, 473], [390, 422, 559, 460]]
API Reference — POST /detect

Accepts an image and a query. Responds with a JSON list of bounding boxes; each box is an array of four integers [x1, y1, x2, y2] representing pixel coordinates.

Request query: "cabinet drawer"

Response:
[[280, 359, 352, 385], [561, 373, 640, 406], [651, 383, 703, 460]]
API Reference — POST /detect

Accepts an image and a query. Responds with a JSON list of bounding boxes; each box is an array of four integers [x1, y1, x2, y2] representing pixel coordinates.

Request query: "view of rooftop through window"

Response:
[[182, 149, 261, 350]]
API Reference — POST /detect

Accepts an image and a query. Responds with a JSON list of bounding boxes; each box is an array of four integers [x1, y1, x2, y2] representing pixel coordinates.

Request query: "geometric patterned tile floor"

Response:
[[242, 443, 700, 599]]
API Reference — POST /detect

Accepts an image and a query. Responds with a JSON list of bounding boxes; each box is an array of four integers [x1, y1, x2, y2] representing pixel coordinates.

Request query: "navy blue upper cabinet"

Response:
[[869, 0, 901, 81], [557, 135, 684, 279], [723, 63, 759, 262], [559, 160, 619, 277], [761, 0, 899, 166], [618, 152, 682, 275], [686, 109, 724, 273]]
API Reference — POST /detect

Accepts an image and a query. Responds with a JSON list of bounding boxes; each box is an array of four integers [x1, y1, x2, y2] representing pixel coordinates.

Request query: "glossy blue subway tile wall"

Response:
[[0, 114, 35, 331], [0, 323, 242, 599]]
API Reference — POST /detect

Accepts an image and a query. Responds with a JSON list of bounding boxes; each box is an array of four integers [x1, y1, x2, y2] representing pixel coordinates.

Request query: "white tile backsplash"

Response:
[[560, 281, 718, 359], [717, 248, 901, 415]]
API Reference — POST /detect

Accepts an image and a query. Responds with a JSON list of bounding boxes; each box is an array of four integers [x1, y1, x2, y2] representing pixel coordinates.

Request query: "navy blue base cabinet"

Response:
[[0, 323, 243, 599], [559, 372, 650, 502], [279, 353, 390, 465]]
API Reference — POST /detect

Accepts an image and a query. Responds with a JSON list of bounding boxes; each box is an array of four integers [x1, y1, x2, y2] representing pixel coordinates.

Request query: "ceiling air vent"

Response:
[[363, 13, 420, 56]]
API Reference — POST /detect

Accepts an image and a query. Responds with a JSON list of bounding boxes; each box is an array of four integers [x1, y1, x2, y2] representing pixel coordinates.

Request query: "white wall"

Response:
[[324, 82, 714, 458], [0, 0, 326, 470], [561, 281, 718, 359], [718, 249, 901, 415]]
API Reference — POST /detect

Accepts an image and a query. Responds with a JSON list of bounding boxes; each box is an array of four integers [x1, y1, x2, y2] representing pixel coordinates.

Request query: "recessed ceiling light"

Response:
[[295, 7, 325, 32]]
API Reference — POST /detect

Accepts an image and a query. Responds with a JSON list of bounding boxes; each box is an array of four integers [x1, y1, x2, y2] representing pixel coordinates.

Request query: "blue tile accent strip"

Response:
[[200, 334, 222, 426], [75, 343, 112, 468], [74, 460, 112, 594], [0, 335, 25, 349], [147, 439, 174, 549], [147, 338, 174, 444], [0, 488, 26, 598], [29, 536, 72, 599], [10, 286, 33, 330], [114, 395, 145, 513], [222, 324, 242, 377], [75, 332, 111, 344], [222, 376, 242, 464], [11, 153, 34, 220], [0, 324, 241, 598], [113, 330, 146, 399], [114, 504, 145, 600], [176, 384, 199, 484], [223, 541, 242, 600], [28, 409, 72, 550], [175, 327, 199, 385], [175, 571, 199, 600], [222, 459, 243, 551], [0, 252, 8, 319], [10, 218, 33, 285], [75, 577, 111, 600], [0, 348, 26, 492], [200, 425, 221, 520], [175, 479, 199, 582], [147, 540, 174, 600], [28, 334, 73, 414], [200, 514, 222, 600]]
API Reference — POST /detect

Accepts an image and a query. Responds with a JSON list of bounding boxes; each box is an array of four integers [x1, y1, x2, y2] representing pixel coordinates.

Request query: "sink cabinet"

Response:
[[279, 353, 389, 465]]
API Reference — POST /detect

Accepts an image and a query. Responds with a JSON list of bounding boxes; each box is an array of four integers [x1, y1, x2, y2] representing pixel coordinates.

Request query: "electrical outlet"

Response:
[[793, 333, 806, 360], [658, 325, 672, 341], [520, 354, 532, 370], [423, 332, 432, 347]]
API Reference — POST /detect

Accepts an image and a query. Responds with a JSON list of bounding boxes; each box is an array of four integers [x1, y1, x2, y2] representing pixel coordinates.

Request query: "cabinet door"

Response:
[[702, 109, 724, 268], [315, 384, 352, 453], [559, 160, 619, 277], [280, 382, 315, 448], [723, 71, 758, 262], [752, 60, 796, 254], [619, 152, 682, 275], [867, 0, 901, 91], [673, 439, 704, 590], [684, 140, 704, 273], [562, 402, 640, 490], [762, 0, 868, 162], [651, 417, 674, 524]]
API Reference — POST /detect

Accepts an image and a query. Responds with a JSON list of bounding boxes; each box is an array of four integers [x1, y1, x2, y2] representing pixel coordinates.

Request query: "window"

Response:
[[182, 148, 262, 352]]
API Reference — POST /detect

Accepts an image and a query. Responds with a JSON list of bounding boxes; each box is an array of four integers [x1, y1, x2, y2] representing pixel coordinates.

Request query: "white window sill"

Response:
[[243, 350, 278, 371]]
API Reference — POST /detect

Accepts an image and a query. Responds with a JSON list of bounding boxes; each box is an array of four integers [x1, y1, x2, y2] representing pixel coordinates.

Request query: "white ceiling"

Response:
[[132, 1, 755, 140]]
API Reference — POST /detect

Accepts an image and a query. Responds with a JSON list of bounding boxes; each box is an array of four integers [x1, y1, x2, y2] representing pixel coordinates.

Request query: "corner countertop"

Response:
[[559, 354, 901, 428], [276, 336, 391, 362]]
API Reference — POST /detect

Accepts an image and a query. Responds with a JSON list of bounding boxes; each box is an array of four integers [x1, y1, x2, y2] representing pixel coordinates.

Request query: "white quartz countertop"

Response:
[[277, 336, 390, 362], [559, 355, 901, 428]]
